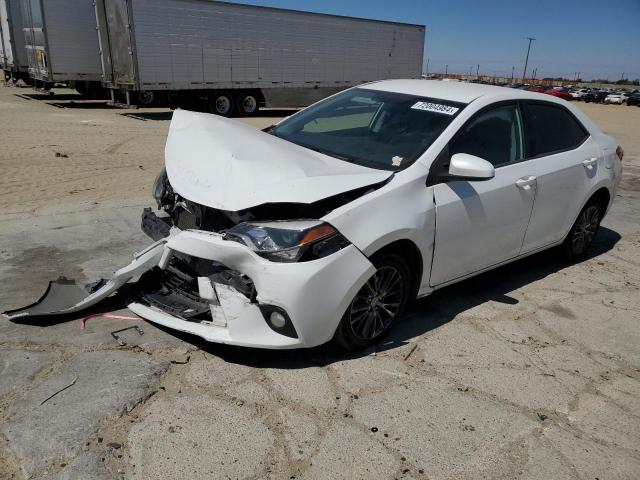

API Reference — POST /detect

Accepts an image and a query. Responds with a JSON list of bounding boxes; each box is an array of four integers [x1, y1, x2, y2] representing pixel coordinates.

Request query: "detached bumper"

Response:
[[4, 229, 374, 349]]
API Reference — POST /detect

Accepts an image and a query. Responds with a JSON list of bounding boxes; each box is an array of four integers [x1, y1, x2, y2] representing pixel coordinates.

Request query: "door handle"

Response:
[[582, 157, 598, 169], [515, 176, 537, 190]]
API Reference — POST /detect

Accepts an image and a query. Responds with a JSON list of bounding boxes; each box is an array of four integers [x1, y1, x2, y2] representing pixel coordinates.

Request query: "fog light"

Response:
[[259, 305, 298, 338], [270, 311, 287, 328]]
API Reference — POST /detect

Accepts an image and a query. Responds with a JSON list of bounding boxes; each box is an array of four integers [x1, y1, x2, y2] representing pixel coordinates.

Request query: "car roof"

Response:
[[362, 79, 542, 104]]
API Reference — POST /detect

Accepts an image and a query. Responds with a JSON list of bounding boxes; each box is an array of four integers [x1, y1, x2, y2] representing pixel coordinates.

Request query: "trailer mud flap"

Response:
[[2, 240, 166, 321]]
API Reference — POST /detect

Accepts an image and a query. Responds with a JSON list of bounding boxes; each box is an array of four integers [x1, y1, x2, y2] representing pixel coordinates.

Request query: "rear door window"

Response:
[[523, 102, 588, 158]]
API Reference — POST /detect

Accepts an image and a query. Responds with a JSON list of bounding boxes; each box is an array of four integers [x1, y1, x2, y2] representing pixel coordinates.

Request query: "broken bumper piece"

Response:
[[3, 229, 375, 349], [2, 241, 166, 320]]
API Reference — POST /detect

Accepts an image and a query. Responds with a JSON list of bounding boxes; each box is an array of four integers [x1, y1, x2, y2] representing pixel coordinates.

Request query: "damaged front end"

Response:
[[3, 110, 387, 348]]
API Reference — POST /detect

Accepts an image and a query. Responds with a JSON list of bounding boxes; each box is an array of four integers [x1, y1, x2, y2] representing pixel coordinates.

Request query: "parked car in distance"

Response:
[[528, 86, 546, 93], [604, 92, 630, 104], [583, 91, 607, 103], [3, 81, 624, 351], [627, 92, 640, 107], [570, 89, 590, 99], [545, 89, 573, 101]]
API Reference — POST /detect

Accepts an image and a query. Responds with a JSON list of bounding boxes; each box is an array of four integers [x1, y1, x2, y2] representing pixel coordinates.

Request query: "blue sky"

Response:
[[225, 0, 640, 81]]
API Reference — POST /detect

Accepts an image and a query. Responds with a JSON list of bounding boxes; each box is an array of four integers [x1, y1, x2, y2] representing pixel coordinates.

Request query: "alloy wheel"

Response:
[[572, 205, 600, 254], [349, 266, 405, 340]]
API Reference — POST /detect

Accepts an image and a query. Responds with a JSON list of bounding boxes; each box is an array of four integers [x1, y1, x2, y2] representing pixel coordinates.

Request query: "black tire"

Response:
[[562, 200, 603, 262], [235, 92, 259, 116], [209, 91, 234, 117], [138, 91, 154, 106], [334, 253, 412, 351]]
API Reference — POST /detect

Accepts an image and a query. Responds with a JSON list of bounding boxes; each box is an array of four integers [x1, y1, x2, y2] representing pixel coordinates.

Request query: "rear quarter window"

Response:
[[523, 102, 589, 158]]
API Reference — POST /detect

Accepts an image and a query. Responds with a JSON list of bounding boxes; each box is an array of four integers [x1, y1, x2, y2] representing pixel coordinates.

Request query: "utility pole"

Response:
[[425, 58, 429, 75], [511, 66, 514, 80], [522, 37, 535, 81], [476, 64, 480, 78], [445, 64, 448, 76]]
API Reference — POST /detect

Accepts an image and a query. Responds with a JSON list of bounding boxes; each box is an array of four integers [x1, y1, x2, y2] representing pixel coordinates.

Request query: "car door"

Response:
[[428, 103, 537, 286], [519, 101, 598, 252]]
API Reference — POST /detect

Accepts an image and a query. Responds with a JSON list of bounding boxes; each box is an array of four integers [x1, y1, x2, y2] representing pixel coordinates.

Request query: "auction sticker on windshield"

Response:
[[411, 101, 459, 115]]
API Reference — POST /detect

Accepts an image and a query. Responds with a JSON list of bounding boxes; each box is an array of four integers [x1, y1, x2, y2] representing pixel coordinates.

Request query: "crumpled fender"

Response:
[[2, 240, 166, 320]]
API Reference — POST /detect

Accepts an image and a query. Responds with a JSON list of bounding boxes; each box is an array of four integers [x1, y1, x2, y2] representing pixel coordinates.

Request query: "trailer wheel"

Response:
[[209, 92, 233, 117], [138, 91, 154, 106], [236, 92, 259, 116]]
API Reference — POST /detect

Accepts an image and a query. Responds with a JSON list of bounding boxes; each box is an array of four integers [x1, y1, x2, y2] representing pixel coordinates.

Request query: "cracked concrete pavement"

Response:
[[0, 84, 639, 479]]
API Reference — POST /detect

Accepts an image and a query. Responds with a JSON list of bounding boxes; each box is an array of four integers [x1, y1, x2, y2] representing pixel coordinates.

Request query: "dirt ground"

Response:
[[0, 84, 639, 480]]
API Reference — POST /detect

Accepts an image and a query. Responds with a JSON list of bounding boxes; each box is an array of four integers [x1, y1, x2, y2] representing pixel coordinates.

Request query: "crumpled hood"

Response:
[[165, 109, 392, 211]]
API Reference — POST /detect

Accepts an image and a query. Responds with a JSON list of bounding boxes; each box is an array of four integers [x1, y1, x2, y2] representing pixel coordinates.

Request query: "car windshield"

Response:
[[270, 88, 466, 171]]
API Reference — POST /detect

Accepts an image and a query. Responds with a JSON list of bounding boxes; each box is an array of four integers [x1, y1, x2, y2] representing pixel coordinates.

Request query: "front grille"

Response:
[[136, 266, 211, 321], [134, 254, 257, 321]]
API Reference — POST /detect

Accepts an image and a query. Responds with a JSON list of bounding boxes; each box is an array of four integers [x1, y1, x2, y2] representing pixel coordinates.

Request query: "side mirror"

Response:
[[448, 153, 495, 181]]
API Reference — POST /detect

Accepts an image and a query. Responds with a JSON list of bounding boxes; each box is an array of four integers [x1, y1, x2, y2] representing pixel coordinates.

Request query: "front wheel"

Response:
[[562, 201, 603, 261], [334, 253, 412, 351]]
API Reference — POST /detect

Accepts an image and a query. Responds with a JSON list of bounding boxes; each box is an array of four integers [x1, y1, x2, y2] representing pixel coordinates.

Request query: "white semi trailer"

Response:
[[0, 0, 29, 83], [94, 0, 425, 113], [20, 0, 104, 95]]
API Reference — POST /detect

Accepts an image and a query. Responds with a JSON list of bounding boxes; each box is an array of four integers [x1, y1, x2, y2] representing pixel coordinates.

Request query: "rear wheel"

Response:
[[236, 92, 259, 116], [334, 253, 412, 351], [562, 201, 603, 261], [209, 91, 233, 117]]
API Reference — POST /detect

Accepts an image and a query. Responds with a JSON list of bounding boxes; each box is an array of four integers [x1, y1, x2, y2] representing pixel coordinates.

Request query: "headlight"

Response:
[[224, 220, 350, 262], [152, 168, 173, 209]]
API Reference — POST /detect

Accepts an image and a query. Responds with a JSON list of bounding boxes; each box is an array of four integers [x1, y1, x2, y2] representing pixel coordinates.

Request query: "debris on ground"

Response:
[[40, 376, 78, 406]]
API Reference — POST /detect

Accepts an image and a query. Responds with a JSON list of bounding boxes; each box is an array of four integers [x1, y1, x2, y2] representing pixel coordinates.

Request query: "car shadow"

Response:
[[8, 227, 621, 369], [150, 225, 622, 369]]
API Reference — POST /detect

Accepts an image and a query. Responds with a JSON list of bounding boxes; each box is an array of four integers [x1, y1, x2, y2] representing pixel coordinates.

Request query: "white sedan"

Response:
[[604, 92, 629, 104], [570, 88, 589, 99], [4, 80, 623, 350]]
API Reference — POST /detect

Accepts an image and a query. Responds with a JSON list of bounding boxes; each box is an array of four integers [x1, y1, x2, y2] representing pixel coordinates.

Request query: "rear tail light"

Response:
[[616, 145, 624, 161]]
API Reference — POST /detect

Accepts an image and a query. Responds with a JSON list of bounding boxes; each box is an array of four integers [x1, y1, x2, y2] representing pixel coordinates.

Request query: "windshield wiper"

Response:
[[299, 144, 356, 163]]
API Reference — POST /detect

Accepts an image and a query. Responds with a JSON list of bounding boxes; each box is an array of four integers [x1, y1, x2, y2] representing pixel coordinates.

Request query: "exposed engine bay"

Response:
[[144, 167, 389, 241]]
